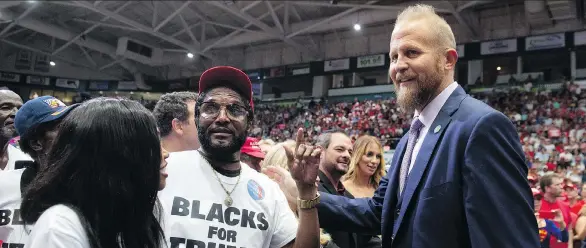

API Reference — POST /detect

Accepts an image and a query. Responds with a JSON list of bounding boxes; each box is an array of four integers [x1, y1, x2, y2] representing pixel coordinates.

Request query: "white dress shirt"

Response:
[[409, 81, 459, 173]]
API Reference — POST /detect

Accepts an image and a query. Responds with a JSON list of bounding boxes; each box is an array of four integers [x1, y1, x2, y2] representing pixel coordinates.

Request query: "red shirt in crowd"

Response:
[[541, 199, 572, 248], [570, 200, 585, 216]]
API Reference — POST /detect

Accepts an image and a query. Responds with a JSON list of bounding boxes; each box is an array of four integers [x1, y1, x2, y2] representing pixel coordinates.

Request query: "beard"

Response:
[[198, 126, 247, 160], [396, 59, 444, 114]]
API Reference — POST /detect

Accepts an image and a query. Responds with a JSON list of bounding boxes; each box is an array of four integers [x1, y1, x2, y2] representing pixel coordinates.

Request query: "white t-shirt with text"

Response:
[[0, 168, 29, 247], [158, 150, 298, 248], [2, 145, 32, 171]]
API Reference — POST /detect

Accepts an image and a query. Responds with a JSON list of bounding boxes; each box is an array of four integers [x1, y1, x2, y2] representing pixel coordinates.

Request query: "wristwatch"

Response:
[[297, 192, 321, 209]]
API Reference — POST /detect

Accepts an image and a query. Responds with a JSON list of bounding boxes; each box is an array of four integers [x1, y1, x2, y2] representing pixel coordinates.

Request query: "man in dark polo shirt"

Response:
[[315, 132, 382, 248]]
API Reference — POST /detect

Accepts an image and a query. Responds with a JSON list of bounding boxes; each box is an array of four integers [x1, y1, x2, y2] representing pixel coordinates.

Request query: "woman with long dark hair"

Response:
[[20, 98, 166, 248]]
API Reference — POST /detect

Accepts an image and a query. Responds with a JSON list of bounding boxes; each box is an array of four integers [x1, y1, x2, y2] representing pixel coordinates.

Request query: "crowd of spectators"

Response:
[[249, 81, 586, 185]]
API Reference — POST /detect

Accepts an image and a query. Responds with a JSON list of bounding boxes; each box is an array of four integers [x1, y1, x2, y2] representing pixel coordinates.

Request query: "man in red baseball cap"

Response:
[[240, 137, 265, 172], [159, 66, 320, 248]]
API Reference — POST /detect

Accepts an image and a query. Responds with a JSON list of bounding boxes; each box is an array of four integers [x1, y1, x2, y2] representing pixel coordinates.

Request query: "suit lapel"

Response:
[[380, 135, 408, 239], [392, 85, 468, 236]]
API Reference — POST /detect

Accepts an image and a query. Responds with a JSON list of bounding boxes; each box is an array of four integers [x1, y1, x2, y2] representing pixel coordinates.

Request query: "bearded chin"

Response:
[[396, 76, 442, 114], [198, 128, 247, 158]]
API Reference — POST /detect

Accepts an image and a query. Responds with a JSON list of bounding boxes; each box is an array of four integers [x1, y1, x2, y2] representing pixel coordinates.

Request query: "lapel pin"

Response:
[[434, 125, 441, 133]]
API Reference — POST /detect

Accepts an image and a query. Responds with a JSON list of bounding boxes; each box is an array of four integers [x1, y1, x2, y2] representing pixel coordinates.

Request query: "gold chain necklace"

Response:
[[207, 160, 241, 207], [198, 150, 242, 206]]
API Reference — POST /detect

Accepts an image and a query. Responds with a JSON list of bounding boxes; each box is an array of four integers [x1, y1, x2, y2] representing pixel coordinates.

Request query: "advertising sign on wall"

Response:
[[118, 81, 138, 90], [89, 81, 109, 90], [251, 83, 262, 97], [55, 78, 80, 89], [357, 54, 385, 68], [26, 75, 50, 86], [574, 30, 586, 46], [0, 72, 20, 83], [266, 67, 285, 78], [287, 63, 310, 75], [525, 33, 565, 51], [480, 39, 517, 55], [324, 58, 350, 72]]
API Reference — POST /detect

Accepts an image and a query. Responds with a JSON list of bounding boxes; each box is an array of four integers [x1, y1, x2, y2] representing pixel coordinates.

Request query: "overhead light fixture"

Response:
[[496, 66, 501, 71], [353, 23, 361, 31], [49, 61, 55, 66], [187, 52, 194, 58]]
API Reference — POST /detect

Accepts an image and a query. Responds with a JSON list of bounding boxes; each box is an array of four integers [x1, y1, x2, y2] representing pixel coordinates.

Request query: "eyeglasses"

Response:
[[200, 102, 248, 120]]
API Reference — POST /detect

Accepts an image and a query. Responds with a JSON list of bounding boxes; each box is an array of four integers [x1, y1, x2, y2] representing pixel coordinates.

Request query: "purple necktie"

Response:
[[399, 119, 424, 194]]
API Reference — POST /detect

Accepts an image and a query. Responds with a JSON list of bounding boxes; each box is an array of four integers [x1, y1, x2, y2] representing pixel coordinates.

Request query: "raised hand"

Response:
[[552, 209, 565, 229], [284, 128, 321, 198]]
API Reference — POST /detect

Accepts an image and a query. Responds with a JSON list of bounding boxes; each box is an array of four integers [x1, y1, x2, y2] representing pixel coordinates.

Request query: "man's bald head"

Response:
[[0, 89, 23, 137], [0, 89, 20, 99]]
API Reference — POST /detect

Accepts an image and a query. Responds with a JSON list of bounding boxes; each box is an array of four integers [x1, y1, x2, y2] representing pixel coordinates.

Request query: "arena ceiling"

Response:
[[0, 0, 580, 80]]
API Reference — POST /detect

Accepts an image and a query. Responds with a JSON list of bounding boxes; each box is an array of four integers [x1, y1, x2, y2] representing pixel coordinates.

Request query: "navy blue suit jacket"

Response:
[[317, 86, 539, 247]]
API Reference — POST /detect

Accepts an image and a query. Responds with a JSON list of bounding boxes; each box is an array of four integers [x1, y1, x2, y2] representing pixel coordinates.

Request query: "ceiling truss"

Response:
[[0, 0, 495, 79]]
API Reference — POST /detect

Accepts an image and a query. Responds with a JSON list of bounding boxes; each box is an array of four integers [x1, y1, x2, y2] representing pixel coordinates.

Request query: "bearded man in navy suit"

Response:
[[281, 4, 540, 248]]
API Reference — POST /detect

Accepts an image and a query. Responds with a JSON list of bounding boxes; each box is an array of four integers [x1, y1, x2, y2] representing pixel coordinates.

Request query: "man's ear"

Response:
[[171, 118, 183, 135], [444, 48, 458, 70]]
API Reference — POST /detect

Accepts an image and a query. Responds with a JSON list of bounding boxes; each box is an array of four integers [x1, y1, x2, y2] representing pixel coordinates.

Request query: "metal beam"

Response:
[[443, 0, 479, 39], [456, 0, 491, 12], [178, 13, 199, 48], [185, 4, 222, 36], [0, 5, 146, 82], [205, 1, 316, 56], [152, 1, 158, 28], [78, 43, 97, 67], [170, 1, 261, 39], [99, 57, 125, 71], [203, 3, 284, 52], [52, 1, 133, 56], [71, 19, 141, 32], [266, 1, 284, 33], [0, 3, 38, 37], [287, 0, 379, 38], [171, 22, 201, 38], [154, 1, 190, 32], [204, 8, 402, 49], [291, 1, 451, 13], [1, 39, 125, 79], [201, 21, 206, 43], [284, 2, 290, 33], [72, 1, 213, 60], [162, 48, 187, 53], [205, 21, 267, 35], [3, 28, 26, 38], [290, 4, 303, 21]]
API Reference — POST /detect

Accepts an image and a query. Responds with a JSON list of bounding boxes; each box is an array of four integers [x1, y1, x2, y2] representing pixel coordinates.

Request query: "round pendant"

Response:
[[224, 196, 233, 206]]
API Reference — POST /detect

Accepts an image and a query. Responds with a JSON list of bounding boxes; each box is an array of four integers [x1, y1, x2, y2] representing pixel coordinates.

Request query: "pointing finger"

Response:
[[294, 128, 304, 154]]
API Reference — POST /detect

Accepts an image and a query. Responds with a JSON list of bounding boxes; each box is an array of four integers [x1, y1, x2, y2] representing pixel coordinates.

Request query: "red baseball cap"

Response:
[[199, 66, 254, 110], [240, 137, 264, 159]]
